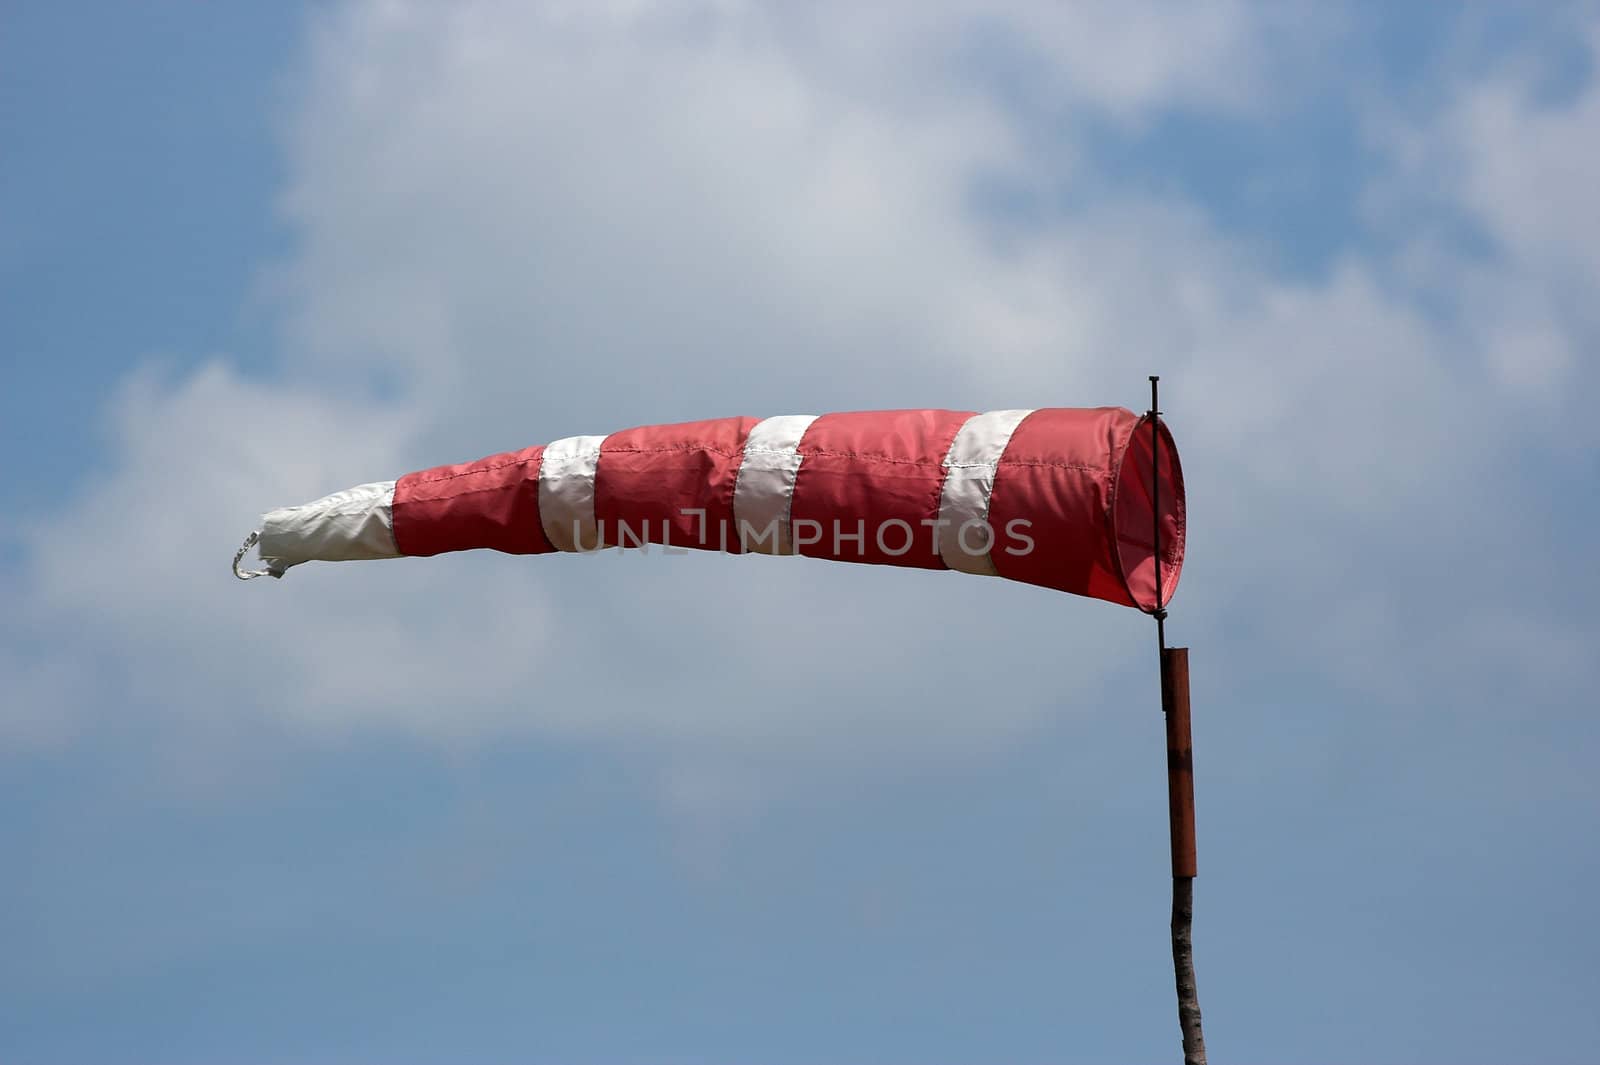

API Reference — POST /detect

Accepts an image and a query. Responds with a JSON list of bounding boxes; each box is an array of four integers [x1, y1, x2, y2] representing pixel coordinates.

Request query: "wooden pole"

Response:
[[1162, 646, 1205, 1065]]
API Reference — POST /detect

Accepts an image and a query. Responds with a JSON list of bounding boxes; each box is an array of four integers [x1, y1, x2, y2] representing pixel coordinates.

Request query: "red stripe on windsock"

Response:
[[392, 445, 554, 557], [595, 417, 758, 551], [790, 409, 973, 568], [988, 407, 1135, 606]]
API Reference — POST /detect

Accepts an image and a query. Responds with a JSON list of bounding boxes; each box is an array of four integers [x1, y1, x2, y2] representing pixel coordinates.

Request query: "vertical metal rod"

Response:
[[1150, 375, 1166, 651], [1149, 376, 1204, 1064]]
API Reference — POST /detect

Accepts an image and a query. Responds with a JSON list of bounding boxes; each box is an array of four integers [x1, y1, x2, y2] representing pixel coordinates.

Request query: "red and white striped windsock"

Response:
[[235, 407, 1185, 610]]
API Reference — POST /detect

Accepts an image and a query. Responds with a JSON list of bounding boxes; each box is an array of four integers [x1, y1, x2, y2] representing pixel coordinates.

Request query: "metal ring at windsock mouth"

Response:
[[1110, 413, 1186, 613]]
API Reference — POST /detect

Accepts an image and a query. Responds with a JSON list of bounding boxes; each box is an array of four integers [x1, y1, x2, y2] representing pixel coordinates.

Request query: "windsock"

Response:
[[235, 407, 1184, 610]]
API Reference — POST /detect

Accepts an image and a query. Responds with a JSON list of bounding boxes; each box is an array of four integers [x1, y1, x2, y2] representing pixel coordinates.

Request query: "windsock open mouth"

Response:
[[1111, 413, 1186, 613]]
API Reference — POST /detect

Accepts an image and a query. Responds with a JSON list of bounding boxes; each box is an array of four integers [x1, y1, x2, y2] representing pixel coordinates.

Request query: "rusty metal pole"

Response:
[[1162, 647, 1204, 1064], [1150, 377, 1205, 1065]]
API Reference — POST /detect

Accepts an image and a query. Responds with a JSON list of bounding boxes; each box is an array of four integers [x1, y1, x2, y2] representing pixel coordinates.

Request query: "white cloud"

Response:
[[1368, 12, 1600, 402], [971, 0, 1287, 119], [9, 1, 1598, 772], [1449, 23, 1600, 291]]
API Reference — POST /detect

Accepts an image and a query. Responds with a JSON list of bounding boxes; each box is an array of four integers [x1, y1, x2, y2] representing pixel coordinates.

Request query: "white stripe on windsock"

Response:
[[936, 409, 1034, 575], [733, 414, 818, 555], [257, 479, 400, 570], [538, 435, 606, 552]]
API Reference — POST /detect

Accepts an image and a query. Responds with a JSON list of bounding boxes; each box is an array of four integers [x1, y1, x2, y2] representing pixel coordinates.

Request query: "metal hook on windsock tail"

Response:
[[232, 529, 283, 581]]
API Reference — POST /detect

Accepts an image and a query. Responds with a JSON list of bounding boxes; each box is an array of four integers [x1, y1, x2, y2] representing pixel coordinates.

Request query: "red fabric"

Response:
[[595, 417, 757, 551], [382, 407, 1185, 611], [789, 409, 973, 568], [392, 446, 554, 557], [988, 407, 1133, 605]]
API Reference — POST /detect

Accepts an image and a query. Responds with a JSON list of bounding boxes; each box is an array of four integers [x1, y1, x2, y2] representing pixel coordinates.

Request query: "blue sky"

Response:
[[3, 3, 1598, 1062]]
